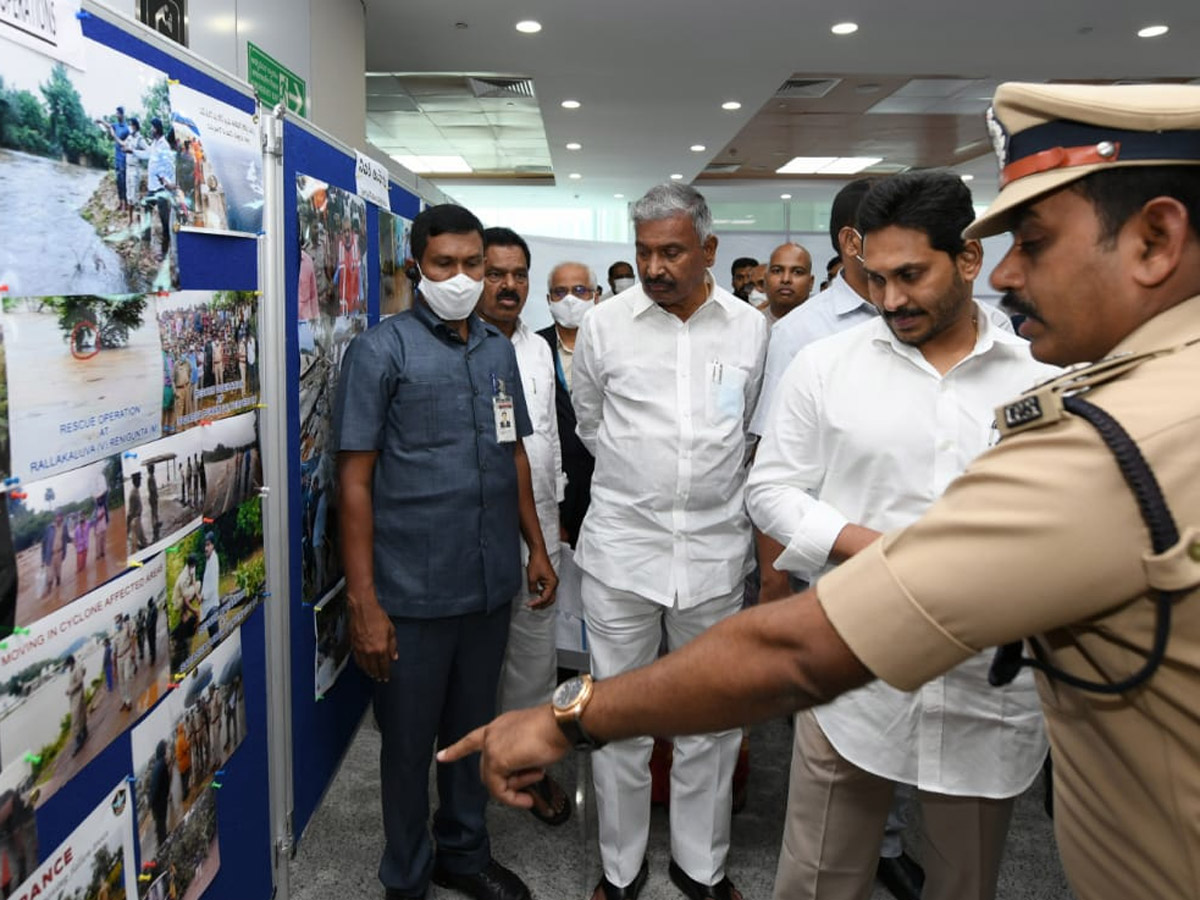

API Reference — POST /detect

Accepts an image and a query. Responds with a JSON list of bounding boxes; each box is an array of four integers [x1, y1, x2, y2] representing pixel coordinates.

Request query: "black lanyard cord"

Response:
[[988, 394, 1183, 695]]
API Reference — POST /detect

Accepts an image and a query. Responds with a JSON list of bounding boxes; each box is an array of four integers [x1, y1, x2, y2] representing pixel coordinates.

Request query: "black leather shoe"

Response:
[[876, 853, 924, 900], [667, 860, 743, 900], [591, 859, 649, 900], [431, 859, 531, 900], [384, 890, 425, 900]]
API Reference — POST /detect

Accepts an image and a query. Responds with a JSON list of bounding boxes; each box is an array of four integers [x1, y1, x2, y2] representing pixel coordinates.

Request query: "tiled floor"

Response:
[[289, 713, 1075, 900]]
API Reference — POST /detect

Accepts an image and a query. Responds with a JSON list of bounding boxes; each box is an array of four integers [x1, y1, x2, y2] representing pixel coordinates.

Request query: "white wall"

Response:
[[125, 0, 366, 149], [307, 0, 365, 147]]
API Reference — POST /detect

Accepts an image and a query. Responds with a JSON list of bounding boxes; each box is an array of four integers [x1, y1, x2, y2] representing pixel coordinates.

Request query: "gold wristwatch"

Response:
[[551, 675, 605, 751]]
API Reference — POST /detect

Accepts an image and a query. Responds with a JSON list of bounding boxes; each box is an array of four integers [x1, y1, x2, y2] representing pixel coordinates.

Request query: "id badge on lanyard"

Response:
[[492, 373, 516, 443]]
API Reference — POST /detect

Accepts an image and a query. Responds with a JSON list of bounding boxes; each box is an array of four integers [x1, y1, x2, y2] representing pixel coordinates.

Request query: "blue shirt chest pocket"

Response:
[[390, 381, 473, 449]]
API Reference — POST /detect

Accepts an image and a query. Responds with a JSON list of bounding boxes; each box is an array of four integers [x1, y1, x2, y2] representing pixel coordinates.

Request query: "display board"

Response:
[[281, 117, 423, 841], [0, 7, 272, 900]]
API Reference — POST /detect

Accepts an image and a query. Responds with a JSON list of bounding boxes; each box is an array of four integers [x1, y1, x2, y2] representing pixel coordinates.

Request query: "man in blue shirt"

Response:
[[335, 204, 556, 900]]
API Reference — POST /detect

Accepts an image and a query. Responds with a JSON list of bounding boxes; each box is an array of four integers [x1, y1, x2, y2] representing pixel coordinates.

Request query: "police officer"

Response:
[[442, 82, 1200, 900]]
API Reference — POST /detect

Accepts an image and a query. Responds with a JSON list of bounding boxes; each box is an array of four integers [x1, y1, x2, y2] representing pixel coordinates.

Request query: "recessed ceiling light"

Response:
[[819, 156, 883, 174], [721, 101, 742, 111], [390, 154, 473, 174], [1137, 24, 1169, 38], [568, 172, 582, 179], [614, 193, 624, 199], [831, 22, 859, 35], [775, 155, 882, 175], [565, 142, 582, 150], [690, 144, 706, 152], [670, 173, 684, 180], [780, 193, 792, 200], [960, 174, 975, 182], [515, 20, 542, 33], [561, 99, 581, 109]]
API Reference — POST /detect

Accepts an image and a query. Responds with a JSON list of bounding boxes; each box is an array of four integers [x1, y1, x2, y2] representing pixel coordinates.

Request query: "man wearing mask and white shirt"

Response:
[[335, 204, 556, 900], [748, 170, 1053, 900], [746, 263, 768, 309], [607, 261, 636, 301], [476, 227, 572, 828], [537, 261, 599, 546], [572, 183, 766, 900]]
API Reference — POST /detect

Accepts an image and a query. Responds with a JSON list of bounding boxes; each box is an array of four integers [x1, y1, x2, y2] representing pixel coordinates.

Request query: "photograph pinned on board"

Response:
[[378, 209, 413, 317], [0, 758, 39, 892], [0, 556, 169, 810], [4, 294, 163, 482], [8, 780, 138, 900], [157, 290, 260, 434], [298, 315, 365, 606], [136, 785, 219, 900], [9, 454, 127, 628], [313, 579, 350, 698], [167, 82, 264, 236], [0, 37, 183, 296], [296, 173, 368, 321], [121, 429, 202, 563], [164, 496, 264, 676], [200, 411, 260, 523], [130, 626, 245, 864], [0, 317, 10, 480]]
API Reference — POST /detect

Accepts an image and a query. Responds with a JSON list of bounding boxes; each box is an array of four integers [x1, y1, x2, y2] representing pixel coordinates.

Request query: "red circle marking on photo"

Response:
[[70, 320, 101, 360]]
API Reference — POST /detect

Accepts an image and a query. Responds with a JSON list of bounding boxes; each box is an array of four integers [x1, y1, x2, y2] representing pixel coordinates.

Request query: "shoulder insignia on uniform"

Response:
[[994, 386, 1064, 438], [994, 341, 1193, 441]]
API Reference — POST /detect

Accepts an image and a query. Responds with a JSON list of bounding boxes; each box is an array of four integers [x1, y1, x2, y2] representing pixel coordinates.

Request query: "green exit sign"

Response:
[[247, 41, 307, 116]]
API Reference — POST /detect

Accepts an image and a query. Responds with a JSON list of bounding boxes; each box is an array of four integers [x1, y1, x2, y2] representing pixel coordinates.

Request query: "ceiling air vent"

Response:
[[774, 77, 841, 99], [703, 163, 742, 174], [468, 77, 535, 99]]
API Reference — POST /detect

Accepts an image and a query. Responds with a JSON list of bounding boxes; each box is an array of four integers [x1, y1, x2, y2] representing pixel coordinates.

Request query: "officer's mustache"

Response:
[[1001, 291, 1042, 323], [496, 289, 521, 303], [643, 276, 676, 290]]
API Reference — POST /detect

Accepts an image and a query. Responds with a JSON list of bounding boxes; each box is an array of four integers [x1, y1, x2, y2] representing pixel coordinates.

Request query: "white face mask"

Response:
[[417, 266, 483, 321], [548, 294, 593, 330], [612, 276, 635, 294], [748, 288, 768, 305]]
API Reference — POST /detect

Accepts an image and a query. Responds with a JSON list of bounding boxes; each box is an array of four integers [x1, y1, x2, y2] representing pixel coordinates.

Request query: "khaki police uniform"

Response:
[[815, 81, 1200, 900]]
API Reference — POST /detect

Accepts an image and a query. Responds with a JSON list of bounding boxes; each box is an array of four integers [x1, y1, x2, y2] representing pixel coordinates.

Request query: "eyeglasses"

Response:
[[484, 269, 529, 284], [549, 285, 596, 300]]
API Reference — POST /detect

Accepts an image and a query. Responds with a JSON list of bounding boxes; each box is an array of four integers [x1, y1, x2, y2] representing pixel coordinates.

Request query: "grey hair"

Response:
[[630, 183, 714, 242], [547, 261, 599, 292]]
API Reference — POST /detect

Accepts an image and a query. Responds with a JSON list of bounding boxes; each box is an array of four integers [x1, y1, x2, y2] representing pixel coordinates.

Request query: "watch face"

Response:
[[553, 677, 584, 709]]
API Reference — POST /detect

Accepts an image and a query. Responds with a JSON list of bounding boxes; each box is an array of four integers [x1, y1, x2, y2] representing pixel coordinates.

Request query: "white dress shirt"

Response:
[[201, 551, 221, 620], [747, 302, 1055, 797], [511, 319, 564, 557], [573, 277, 767, 608], [750, 272, 878, 435]]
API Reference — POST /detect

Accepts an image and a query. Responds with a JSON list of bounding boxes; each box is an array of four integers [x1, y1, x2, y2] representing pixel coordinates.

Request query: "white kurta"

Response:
[[747, 304, 1054, 797], [499, 319, 565, 712], [572, 280, 767, 607]]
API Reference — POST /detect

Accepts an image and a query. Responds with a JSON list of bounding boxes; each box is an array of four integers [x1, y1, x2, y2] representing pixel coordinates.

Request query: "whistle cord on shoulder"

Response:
[[988, 394, 1183, 695]]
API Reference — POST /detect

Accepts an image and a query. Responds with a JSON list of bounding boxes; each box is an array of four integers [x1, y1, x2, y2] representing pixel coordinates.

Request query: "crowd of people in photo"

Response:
[[297, 182, 368, 321], [145, 674, 244, 852], [161, 301, 258, 433]]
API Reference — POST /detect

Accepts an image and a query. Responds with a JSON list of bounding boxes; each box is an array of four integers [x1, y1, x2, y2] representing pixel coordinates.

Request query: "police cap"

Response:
[[966, 82, 1200, 238]]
